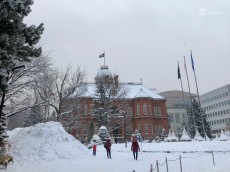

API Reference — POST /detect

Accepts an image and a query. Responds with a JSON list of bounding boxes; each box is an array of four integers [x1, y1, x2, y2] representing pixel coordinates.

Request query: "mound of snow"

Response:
[[180, 128, 192, 141], [8, 122, 90, 163]]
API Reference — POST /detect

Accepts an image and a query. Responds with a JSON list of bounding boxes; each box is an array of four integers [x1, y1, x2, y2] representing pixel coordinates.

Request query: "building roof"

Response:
[[79, 82, 165, 100], [159, 90, 195, 108], [95, 65, 112, 81]]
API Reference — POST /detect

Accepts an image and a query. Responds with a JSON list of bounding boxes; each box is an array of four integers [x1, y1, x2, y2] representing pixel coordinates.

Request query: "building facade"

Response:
[[200, 84, 230, 133], [159, 91, 194, 136], [61, 65, 168, 142]]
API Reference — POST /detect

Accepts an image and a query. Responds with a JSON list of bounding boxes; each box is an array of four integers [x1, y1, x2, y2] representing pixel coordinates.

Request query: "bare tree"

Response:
[[6, 55, 52, 128], [35, 66, 86, 122]]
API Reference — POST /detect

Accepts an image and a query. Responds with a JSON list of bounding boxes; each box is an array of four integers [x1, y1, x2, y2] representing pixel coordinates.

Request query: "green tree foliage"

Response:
[[0, 0, 44, 148], [192, 99, 212, 138], [0, 0, 44, 92], [93, 81, 111, 127]]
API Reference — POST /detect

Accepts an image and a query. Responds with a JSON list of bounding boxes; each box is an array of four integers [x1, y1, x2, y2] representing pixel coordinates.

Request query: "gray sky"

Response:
[[26, 0, 230, 94]]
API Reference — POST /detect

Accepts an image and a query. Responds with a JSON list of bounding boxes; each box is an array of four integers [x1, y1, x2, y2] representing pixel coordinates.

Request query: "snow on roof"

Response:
[[122, 83, 164, 99], [95, 65, 112, 80], [80, 83, 164, 100], [99, 126, 107, 130]]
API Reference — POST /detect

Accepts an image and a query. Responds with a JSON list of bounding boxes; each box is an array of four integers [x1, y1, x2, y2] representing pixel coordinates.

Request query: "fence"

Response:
[[132, 151, 226, 172]]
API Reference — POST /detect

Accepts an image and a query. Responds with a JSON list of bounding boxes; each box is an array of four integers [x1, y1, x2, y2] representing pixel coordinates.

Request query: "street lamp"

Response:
[[120, 110, 127, 148]]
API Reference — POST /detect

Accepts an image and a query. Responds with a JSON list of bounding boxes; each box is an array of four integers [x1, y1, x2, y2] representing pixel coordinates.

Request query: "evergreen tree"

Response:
[[0, 0, 44, 92], [93, 81, 111, 128], [186, 107, 195, 138], [88, 120, 95, 141], [192, 99, 212, 138], [98, 126, 110, 143], [0, 0, 44, 147]]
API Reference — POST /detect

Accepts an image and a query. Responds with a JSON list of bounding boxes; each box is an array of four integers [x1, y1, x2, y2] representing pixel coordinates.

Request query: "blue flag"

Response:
[[191, 52, 195, 71], [99, 53, 105, 58]]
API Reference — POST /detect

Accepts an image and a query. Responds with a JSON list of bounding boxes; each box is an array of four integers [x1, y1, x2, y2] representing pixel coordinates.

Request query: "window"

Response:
[[154, 107, 162, 116], [83, 104, 88, 115], [169, 114, 174, 122], [144, 124, 148, 134], [155, 125, 163, 135], [149, 105, 152, 115], [182, 114, 186, 120], [175, 113, 180, 123], [151, 124, 154, 134], [138, 124, 142, 133], [127, 107, 132, 116], [127, 125, 132, 135], [143, 104, 147, 115], [137, 104, 140, 115]]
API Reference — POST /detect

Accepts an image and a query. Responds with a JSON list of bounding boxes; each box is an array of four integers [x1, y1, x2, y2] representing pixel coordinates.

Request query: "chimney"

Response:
[[114, 75, 119, 89]]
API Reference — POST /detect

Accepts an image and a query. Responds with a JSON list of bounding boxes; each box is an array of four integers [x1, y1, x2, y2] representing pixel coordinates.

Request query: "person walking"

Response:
[[92, 142, 97, 156], [131, 138, 140, 160], [105, 138, 112, 159]]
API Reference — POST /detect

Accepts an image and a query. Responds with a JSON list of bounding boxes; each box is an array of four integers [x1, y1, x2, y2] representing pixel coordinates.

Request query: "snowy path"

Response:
[[6, 146, 230, 172]]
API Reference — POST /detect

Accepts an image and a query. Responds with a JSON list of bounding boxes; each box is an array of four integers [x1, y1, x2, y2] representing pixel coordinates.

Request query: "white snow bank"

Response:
[[8, 122, 90, 164]]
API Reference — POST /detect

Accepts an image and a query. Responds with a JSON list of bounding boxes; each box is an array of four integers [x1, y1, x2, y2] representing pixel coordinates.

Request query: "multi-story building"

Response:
[[62, 65, 168, 142], [160, 90, 194, 136], [200, 84, 230, 133]]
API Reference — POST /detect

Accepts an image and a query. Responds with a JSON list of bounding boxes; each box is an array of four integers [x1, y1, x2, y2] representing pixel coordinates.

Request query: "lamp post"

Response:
[[0, 65, 26, 120], [120, 110, 127, 148]]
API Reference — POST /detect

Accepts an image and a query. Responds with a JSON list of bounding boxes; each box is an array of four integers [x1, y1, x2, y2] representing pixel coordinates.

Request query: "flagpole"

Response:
[[178, 61, 189, 135], [184, 56, 196, 138], [104, 51, 105, 66], [190, 51, 206, 140]]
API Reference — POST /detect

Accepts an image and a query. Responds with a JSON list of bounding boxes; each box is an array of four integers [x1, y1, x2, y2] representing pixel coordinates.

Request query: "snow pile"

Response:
[[193, 129, 204, 141], [219, 130, 229, 141], [164, 130, 178, 142], [180, 128, 192, 141], [8, 122, 90, 163]]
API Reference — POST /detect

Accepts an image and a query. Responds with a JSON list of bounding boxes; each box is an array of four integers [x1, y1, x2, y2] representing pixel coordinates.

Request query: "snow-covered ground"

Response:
[[4, 122, 230, 172]]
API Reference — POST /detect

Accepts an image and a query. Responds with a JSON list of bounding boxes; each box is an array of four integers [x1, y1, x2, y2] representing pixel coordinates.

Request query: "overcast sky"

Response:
[[25, 0, 230, 94]]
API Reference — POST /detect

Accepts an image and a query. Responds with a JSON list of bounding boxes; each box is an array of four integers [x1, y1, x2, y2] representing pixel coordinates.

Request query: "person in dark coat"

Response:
[[105, 138, 112, 159], [131, 138, 140, 160]]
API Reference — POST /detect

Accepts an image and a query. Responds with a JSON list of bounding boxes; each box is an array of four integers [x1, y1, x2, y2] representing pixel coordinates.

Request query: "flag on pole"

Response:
[[99, 53, 105, 58], [184, 56, 188, 75], [191, 51, 195, 71], [177, 63, 181, 79]]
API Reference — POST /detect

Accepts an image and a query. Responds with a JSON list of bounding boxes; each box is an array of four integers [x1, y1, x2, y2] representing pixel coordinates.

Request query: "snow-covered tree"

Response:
[[186, 107, 196, 138], [92, 78, 128, 137], [192, 99, 212, 139], [0, 0, 44, 147], [98, 126, 110, 143], [35, 66, 86, 123], [93, 81, 111, 127], [6, 55, 51, 130], [23, 89, 44, 127]]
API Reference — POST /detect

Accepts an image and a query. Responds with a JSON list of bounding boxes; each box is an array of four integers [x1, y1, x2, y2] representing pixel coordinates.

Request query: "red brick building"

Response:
[[62, 65, 168, 142]]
